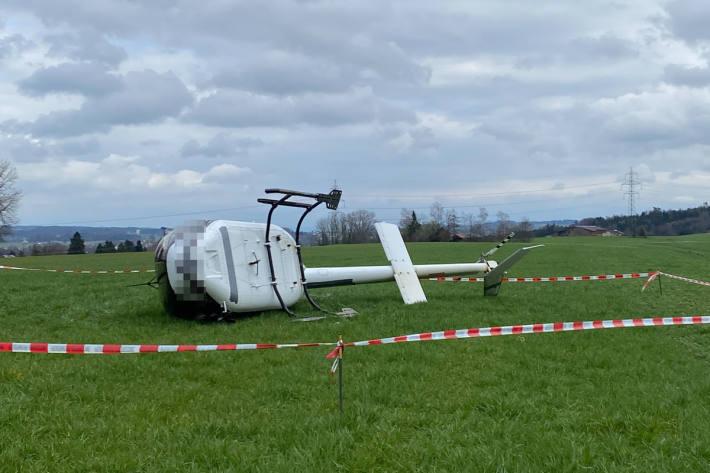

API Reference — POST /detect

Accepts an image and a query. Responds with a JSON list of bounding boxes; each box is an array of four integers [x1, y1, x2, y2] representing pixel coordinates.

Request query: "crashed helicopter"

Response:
[[154, 188, 540, 320]]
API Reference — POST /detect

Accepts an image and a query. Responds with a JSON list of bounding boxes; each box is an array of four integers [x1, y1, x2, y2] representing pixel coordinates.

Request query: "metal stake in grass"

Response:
[[338, 334, 344, 414], [327, 335, 345, 413]]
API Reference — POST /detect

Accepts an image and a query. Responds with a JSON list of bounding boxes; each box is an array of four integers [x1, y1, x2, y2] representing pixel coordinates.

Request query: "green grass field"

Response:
[[1, 235, 710, 472]]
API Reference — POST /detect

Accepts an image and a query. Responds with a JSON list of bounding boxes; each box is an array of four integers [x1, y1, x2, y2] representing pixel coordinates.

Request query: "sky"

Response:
[[1, 0, 709, 230]]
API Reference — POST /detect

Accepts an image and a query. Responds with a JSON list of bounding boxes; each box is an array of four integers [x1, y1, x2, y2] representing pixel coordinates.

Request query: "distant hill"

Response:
[[3, 226, 165, 244], [0, 218, 585, 248]]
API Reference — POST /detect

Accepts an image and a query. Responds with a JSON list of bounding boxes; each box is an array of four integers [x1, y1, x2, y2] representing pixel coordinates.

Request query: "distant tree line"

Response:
[[29, 243, 68, 256], [578, 204, 710, 237], [532, 223, 572, 238], [312, 202, 710, 245], [2, 226, 165, 244], [313, 203, 534, 245], [96, 239, 145, 253], [24, 232, 148, 256], [398, 203, 534, 242]]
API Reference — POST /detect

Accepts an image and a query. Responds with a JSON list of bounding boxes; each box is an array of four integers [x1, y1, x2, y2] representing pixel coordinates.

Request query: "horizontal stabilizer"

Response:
[[484, 244, 544, 296], [375, 222, 427, 304]]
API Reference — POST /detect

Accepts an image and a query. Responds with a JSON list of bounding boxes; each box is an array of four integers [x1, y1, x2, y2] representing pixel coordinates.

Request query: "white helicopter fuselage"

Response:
[[161, 220, 497, 314]]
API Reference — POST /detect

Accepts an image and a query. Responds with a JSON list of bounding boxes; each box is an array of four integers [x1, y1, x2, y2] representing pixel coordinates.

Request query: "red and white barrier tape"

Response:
[[659, 272, 710, 288], [0, 265, 154, 274], [0, 341, 334, 354], [4, 315, 707, 356], [429, 272, 651, 283], [343, 316, 710, 349]]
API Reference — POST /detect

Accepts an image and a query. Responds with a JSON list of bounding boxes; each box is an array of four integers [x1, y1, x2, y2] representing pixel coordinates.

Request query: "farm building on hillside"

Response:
[[563, 225, 624, 237]]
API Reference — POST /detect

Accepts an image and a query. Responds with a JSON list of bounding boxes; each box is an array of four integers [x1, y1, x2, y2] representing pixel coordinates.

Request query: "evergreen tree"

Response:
[[100, 241, 116, 253], [67, 232, 85, 254], [117, 240, 135, 252], [95, 243, 103, 254], [405, 211, 421, 240]]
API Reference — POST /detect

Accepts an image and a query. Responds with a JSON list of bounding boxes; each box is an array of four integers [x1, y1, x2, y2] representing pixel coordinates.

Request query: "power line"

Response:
[[353, 180, 618, 201]]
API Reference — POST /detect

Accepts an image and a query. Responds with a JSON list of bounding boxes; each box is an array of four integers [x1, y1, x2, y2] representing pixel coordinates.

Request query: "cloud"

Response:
[[390, 127, 437, 154], [181, 132, 263, 158], [0, 134, 48, 161], [25, 70, 193, 136], [55, 137, 102, 157], [378, 124, 438, 155], [0, 33, 34, 59], [18, 62, 123, 97], [44, 29, 127, 66], [663, 65, 710, 87], [646, 145, 710, 174], [0, 133, 101, 163], [212, 51, 350, 95], [17, 154, 251, 192], [186, 88, 414, 128], [590, 86, 710, 145], [203, 163, 251, 183], [565, 34, 640, 62], [7, 1, 431, 86], [666, 0, 710, 43]]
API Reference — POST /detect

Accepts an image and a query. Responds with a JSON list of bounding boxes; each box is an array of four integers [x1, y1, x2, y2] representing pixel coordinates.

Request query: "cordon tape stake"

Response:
[[642, 271, 661, 291]]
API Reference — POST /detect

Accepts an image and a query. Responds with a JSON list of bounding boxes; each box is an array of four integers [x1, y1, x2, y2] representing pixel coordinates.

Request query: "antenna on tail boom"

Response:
[[477, 232, 515, 265]]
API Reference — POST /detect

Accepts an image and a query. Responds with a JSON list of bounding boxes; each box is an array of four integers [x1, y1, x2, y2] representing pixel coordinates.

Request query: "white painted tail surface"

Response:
[[375, 222, 427, 304]]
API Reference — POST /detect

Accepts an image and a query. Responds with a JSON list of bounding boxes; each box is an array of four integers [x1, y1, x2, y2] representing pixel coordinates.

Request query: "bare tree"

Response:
[[315, 218, 330, 245], [471, 207, 488, 240], [327, 212, 341, 244], [399, 208, 413, 230], [516, 217, 534, 242], [463, 212, 474, 239], [430, 201, 444, 226], [343, 210, 377, 243], [0, 160, 21, 241], [31, 242, 68, 256], [315, 210, 377, 245], [496, 211, 511, 238]]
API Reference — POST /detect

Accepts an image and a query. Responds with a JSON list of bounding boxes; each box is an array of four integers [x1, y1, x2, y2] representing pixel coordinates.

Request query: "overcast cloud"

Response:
[[1, 1, 709, 229]]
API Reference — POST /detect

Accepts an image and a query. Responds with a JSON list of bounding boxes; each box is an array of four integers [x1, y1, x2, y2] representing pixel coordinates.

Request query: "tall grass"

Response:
[[1, 235, 709, 472]]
